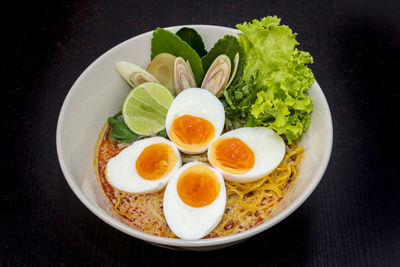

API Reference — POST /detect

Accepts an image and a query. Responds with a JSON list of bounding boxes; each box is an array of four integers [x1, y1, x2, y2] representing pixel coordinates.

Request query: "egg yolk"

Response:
[[209, 137, 255, 174], [169, 115, 215, 151], [177, 164, 220, 208], [136, 143, 178, 180]]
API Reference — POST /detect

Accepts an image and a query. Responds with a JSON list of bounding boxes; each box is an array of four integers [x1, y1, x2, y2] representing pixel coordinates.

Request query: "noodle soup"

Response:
[[95, 125, 304, 238]]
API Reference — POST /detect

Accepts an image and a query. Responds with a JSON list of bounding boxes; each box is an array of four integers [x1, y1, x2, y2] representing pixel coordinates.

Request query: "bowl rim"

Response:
[[56, 24, 333, 248]]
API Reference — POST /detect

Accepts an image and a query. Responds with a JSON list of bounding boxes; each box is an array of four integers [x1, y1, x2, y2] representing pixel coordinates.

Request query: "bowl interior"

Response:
[[56, 25, 332, 250]]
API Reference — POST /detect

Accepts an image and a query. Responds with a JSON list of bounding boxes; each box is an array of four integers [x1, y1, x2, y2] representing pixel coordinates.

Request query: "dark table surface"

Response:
[[2, 0, 400, 266]]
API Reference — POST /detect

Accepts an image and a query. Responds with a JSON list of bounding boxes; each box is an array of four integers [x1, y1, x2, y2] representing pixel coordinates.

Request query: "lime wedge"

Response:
[[122, 82, 174, 135]]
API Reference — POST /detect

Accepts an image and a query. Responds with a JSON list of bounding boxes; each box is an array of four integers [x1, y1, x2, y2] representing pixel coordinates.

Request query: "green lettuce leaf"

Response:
[[221, 16, 315, 143], [237, 16, 300, 88], [176, 27, 207, 57], [151, 28, 204, 85]]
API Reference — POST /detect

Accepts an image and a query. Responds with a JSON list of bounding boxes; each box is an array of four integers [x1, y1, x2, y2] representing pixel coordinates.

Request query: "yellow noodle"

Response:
[[113, 194, 133, 218], [210, 143, 303, 237]]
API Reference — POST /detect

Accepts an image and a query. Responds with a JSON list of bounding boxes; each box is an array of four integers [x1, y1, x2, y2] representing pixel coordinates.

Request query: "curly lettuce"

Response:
[[222, 16, 315, 144]]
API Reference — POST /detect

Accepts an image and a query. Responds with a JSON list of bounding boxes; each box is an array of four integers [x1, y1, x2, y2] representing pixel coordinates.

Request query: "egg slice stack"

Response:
[[106, 87, 286, 240]]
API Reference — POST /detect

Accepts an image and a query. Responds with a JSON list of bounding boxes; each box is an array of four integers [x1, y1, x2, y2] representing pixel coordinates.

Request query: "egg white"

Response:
[[165, 88, 225, 154], [106, 136, 182, 194], [163, 161, 226, 240], [207, 127, 286, 183]]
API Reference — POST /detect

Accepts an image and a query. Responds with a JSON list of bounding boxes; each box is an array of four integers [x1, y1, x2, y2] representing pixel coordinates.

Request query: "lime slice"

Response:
[[122, 82, 174, 135]]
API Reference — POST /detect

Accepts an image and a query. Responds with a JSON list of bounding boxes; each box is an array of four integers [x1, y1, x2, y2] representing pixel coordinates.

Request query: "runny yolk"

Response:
[[169, 115, 215, 151], [136, 143, 178, 180], [209, 137, 255, 174], [177, 164, 220, 208]]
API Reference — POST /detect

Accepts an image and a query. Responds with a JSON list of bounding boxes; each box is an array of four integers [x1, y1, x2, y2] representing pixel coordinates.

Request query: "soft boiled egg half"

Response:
[[165, 88, 225, 154], [163, 161, 226, 240], [208, 127, 286, 183], [106, 136, 182, 194]]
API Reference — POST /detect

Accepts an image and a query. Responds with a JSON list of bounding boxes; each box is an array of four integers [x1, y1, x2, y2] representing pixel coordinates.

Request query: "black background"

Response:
[[2, 0, 400, 266]]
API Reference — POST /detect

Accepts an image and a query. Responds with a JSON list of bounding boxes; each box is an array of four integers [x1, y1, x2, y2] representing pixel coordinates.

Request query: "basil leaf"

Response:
[[151, 27, 204, 85], [108, 112, 142, 143], [107, 112, 170, 143], [176, 27, 207, 57]]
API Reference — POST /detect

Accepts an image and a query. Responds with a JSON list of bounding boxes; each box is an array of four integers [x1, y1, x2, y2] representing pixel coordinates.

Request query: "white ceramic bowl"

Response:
[[56, 25, 333, 251]]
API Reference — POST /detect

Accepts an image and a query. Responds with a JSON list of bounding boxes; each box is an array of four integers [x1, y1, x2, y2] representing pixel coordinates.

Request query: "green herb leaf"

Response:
[[201, 35, 245, 86], [222, 71, 261, 129], [108, 112, 142, 143], [108, 112, 170, 143], [156, 128, 169, 138], [176, 27, 207, 57], [151, 28, 204, 85]]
